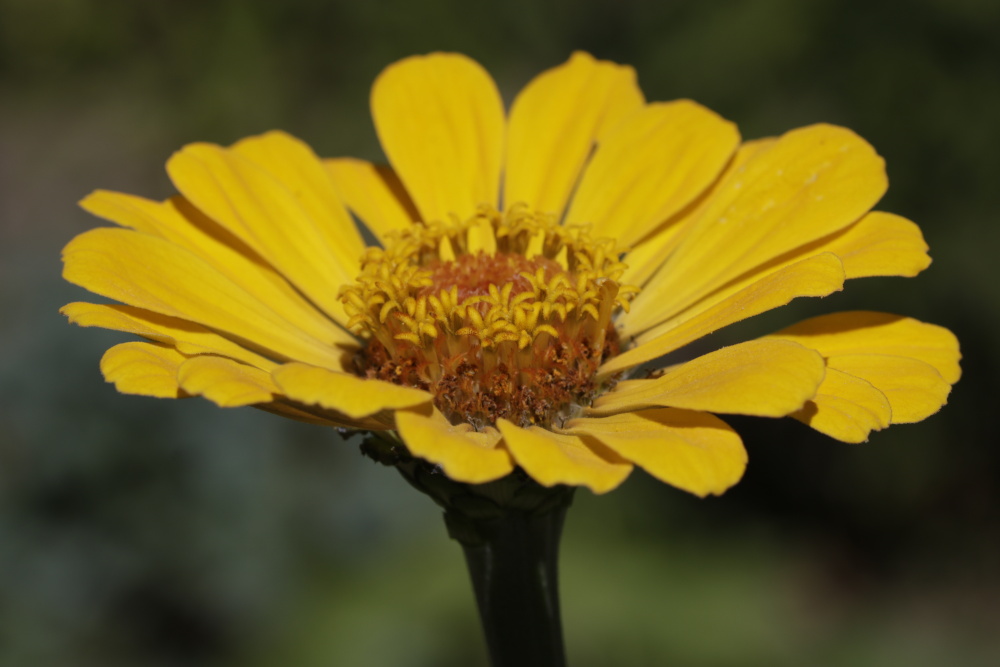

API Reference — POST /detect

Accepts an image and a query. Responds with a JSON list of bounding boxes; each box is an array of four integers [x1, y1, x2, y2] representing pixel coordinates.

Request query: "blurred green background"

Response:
[[2, 0, 998, 665]]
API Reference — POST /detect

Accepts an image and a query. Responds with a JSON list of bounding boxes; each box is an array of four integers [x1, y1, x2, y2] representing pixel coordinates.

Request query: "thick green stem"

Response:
[[386, 447, 574, 667], [447, 504, 569, 667]]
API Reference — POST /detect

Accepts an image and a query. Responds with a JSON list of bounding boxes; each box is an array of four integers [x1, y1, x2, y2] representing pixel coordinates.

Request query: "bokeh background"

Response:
[[2, 0, 998, 665]]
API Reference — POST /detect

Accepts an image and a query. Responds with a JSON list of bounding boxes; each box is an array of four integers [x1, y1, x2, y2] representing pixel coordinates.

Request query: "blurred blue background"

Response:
[[2, 1, 998, 665]]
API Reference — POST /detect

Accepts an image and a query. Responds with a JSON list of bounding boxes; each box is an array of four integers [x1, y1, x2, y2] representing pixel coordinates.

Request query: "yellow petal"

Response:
[[592, 339, 825, 417], [255, 401, 369, 428], [567, 101, 739, 247], [100, 342, 188, 398], [395, 409, 513, 483], [79, 189, 161, 235], [504, 52, 644, 218], [562, 409, 746, 497], [627, 124, 887, 327], [177, 355, 278, 407], [820, 211, 931, 278], [62, 228, 348, 370], [624, 209, 931, 341], [271, 362, 431, 419], [620, 138, 775, 289], [828, 355, 951, 424], [166, 139, 358, 324], [791, 368, 892, 443], [371, 53, 504, 223], [604, 253, 844, 376], [323, 158, 418, 243], [770, 311, 961, 384], [62, 302, 278, 371], [496, 419, 632, 494], [80, 190, 355, 348], [231, 131, 363, 251]]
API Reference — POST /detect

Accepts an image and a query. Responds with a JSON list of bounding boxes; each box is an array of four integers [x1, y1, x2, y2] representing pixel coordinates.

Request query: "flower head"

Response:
[[63, 52, 960, 497]]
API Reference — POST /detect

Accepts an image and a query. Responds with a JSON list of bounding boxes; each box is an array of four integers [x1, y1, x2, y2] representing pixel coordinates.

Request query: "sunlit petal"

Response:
[[829, 355, 951, 424], [272, 362, 432, 419], [605, 253, 844, 375], [505, 52, 643, 218], [81, 189, 356, 346], [62, 228, 349, 370], [177, 355, 279, 407], [568, 101, 739, 246], [822, 211, 931, 278], [323, 158, 418, 243], [620, 138, 775, 289], [62, 302, 278, 371], [770, 311, 961, 384], [593, 339, 825, 417], [497, 419, 633, 494], [396, 408, 513, 483], [371, 53, 504, 223], [167, 137, 360, 324], [100, 342, 188, 399], [628, 125, 886, 329], [791, 368, 892, 443], [562, 409, 746, 497]]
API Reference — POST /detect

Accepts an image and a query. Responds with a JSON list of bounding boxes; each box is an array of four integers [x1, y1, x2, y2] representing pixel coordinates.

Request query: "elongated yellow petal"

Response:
[[604, 253, 844, 376], [592, 339, 825, 417], [823, 211, 931, 278], [81, 191, 356, 348], [323, 158, 418, 243], [567, 101, 739, 246], [93, 321, 375, 428], [62, 228, 347, 370], [272, 362, 431, 418], [770, 311, 961, 384], [257, 402, 361, 428], [166, 139, 357, 324], [628, 125, 886, 327], [396, 409, 513, 483], [80, 189, 162, 235], [497, 419, 632, 494], [828, 355, 951, 423], [561, 409, 746, 497], [504, 52, 644, 218], [624, 210, 930, 338], [620, 138, 775, 289], [177, 355, 278, 407], [253, 402, 356, 430], [62, 302, 278, 371], [769, 312, 959, 427], [626, 209, 931, 338], [232, 131, 364, 267], [791, 368, 891, 443], [100, 342, 188, 398], [371, 53, 504, 223]]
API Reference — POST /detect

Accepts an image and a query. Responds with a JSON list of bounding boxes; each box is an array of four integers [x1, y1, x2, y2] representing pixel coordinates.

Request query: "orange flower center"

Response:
[[340, 204, 639, 428]]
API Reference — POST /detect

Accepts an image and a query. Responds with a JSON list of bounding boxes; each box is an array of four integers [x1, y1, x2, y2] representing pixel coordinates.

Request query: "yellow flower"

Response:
[[62, 52, 960, 498]]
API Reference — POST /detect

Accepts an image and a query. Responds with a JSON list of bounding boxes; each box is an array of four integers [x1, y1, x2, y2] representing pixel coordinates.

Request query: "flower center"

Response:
[[340, 204, 639, 428]]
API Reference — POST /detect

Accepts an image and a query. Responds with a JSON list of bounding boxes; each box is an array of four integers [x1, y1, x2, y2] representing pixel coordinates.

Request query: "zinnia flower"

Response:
[[62, 52, 960, 498]]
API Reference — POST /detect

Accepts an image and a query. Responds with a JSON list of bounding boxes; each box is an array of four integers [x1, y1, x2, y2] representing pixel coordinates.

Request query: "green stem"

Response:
[[447, 504, 570, 667], [385, 444, 574, 666]]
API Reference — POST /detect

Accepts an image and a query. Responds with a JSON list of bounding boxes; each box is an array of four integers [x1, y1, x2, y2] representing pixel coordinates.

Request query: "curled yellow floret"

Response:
[[340, 204, 638, 428]]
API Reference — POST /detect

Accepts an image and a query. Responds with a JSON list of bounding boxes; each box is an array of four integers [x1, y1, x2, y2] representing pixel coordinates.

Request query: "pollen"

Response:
[[340, 204, 640, 428]]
